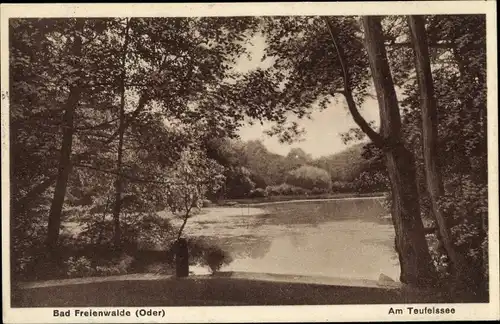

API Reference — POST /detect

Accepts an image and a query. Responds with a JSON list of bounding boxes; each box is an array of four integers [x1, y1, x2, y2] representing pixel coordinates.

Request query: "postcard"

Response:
[[1, 2, 498, 323]]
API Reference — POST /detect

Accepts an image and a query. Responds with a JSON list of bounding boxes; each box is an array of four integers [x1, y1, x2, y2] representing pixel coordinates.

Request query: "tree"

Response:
[[392, 15, 487, 292], [223, 166, 256, 199], [105, 17, 258, 247], [110, 18, 132, 248], [407, 15, 474, 289], [353, 143, 389, 193], [10, 18, 133, 255], [359, 15, 487, 290], [204, 138, 261, 198], [164, 149, 225, 240], [44, 20, 85, 252], [360, 16, 435, 286], [312, 143, 372, 183], [286, 148, 313, 169]]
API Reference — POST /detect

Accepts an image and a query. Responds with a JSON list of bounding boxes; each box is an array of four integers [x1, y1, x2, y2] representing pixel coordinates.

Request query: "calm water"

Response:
[[173, 197, 400, 282]]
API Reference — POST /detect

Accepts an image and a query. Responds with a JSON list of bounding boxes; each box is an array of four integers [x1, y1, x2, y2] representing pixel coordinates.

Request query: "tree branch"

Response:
[[102, 93, 149, 145], [177, 216, 189, 240], [385, 40, 479, 50], [73, 163, 167, 185], [322, 17, 384, 147], [73, 163, 214, 187], [75, 117, 121, 131], [10, 109, 65, 129], [18, 98, 150, 199]]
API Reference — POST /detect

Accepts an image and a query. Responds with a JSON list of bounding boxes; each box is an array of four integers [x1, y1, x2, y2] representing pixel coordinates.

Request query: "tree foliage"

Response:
[[163, 148, 225, 239], [9, 17, 257, 276], [402, 15, 487, 289]]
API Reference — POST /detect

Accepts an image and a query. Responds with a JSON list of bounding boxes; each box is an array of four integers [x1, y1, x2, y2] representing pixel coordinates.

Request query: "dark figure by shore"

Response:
[[175, 238, 189, 277]]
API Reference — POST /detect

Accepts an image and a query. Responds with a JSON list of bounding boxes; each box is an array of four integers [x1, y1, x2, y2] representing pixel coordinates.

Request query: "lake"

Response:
[[167, 197, 401, 282]]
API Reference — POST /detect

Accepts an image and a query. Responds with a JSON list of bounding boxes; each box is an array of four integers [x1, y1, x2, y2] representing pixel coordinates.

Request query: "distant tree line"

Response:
[[204, 138, 386, 200]]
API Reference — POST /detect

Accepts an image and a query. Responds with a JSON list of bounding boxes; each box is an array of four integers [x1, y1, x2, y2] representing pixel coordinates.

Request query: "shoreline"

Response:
[[239, 195, 386, 206], [16, 271, 398, 290], [217, 192, 388, 206]]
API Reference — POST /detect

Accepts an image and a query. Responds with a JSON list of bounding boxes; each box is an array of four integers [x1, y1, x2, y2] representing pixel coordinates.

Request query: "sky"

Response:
[[233, 34, 381, 158]]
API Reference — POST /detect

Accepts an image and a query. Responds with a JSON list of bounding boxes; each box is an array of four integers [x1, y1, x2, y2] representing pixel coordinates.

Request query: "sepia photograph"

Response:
[[1, 2, 498, 323]]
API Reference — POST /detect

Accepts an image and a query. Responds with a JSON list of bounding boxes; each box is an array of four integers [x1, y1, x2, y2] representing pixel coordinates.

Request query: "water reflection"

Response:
[[222, 220, 399, 281], [169, 198, 400, 282], [194, 234, 272, 260]]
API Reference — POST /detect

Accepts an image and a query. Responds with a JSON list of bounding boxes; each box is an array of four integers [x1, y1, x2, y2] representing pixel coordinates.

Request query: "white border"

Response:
[[1, 2, 498, 323]]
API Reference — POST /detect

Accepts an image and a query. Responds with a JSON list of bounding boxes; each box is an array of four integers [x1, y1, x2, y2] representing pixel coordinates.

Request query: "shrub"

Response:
[[169, 238, 233, 274], [426, 233, 449, 280], [223, 166, 255, 199], [331, 181, 356, 193], [11, 200, 50, 280], [265, 183, 311, 196], [204, 246, 232, 273], [94, 254, 134, 276], [266, 184, 288, 196], [438, 175, 488, 287], [285, 165, 332, 191], [94, 265, 122, 276], [265, 185, 279, 196], [310, 187, 328, 195], [63, 253, 135, 278], [291, 186, 309, 195], [65, 256, 94, 278], [353, 170, 389, 193], [76, 212, 175, 250], [248, 188, 267, 198]]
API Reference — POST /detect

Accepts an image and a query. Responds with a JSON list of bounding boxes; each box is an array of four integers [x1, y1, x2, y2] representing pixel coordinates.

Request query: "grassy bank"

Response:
[[12, 272, 486, 307]]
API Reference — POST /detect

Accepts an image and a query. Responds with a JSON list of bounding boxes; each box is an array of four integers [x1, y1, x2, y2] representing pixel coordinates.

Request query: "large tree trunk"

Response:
[[384, 144, 436, 286], [112, 18, 131, 249], [362, 16, 436, 287], [45, 21, 84, 253], [407, 15, 475, 290]]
